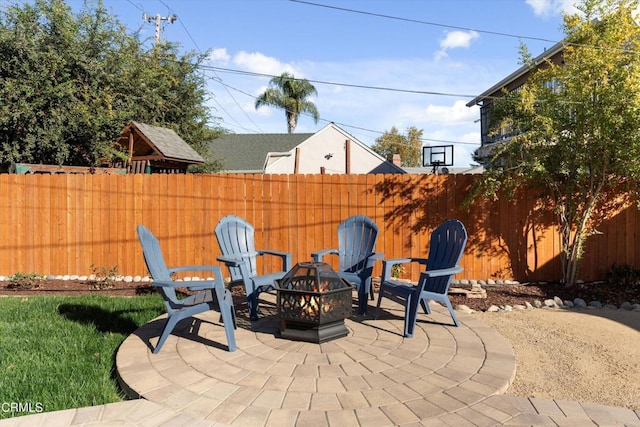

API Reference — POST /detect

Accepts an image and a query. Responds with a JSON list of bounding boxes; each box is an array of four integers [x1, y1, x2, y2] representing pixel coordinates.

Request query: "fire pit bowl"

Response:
[[275, 262, 353, 343]]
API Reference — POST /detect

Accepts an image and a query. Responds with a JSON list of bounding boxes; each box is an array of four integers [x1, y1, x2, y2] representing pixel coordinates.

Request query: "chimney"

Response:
[[392, 154, 401, 167]]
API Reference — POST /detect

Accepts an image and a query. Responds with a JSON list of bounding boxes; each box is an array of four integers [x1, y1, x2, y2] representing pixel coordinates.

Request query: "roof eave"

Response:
[[466, 41, 566, 107]]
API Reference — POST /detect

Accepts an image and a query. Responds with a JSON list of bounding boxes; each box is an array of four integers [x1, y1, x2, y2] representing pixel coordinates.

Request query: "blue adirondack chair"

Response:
[[376, 219, 467, 337], [215, 215, 292, 321], [312, 215, 383, 315], [137, 225, 237, 353]]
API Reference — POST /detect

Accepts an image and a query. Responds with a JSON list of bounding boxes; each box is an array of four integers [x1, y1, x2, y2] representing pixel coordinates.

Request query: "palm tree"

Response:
[[255, 72, 320, 133]]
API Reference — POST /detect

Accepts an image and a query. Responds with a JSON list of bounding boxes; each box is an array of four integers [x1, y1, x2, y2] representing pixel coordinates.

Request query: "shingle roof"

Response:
[[209, 133, 313, 172], [132, 121, 204, 164]]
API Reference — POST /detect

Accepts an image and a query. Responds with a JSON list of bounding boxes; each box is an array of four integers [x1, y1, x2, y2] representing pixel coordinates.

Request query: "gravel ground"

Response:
[[474, 308, 640, 410]]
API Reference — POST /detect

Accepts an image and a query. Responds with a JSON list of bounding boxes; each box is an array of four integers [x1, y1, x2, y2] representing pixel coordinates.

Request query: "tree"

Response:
[[0, 0, 219, 170], [371, 126, 423, 167], [471, 0, 640, 286], [254, 72, 319, 133]]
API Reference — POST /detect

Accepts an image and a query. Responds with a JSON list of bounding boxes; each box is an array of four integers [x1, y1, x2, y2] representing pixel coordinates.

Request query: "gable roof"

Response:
[[209, 133, 313, 172], [466, 41, 565, 107], [125, 121, 205, 164]]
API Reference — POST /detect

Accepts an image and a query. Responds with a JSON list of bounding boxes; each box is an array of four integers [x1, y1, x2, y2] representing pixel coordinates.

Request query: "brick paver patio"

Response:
[[1, 293, 638, 426]]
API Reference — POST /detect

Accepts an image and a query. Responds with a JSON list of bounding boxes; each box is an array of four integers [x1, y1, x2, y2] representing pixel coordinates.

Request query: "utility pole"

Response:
[[142, 13, 177, 45]]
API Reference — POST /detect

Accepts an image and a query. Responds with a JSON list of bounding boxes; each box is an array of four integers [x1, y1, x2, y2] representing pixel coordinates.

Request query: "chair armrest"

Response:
[[168, 265, 223, 275], [165, 265, 224, 291], [368, 252, 384, 262], [421, 266, 463, 279], [151, 279, 217, 291], [361, 252, 384, 270], [258, 250, 292, 271], [311, 249, 338, 262], [381, 257, 429, 282], [216, 255, 244, 267]]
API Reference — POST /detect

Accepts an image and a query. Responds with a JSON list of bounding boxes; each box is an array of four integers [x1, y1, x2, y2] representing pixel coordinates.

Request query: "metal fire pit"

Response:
[[275, 262, 352, 343]]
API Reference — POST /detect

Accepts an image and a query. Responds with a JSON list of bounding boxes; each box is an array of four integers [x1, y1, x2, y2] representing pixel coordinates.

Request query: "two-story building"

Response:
[[466, 41, 565, 158]]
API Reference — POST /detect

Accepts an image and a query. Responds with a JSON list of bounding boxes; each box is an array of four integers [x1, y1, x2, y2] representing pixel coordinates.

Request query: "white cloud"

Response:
[[208, 48, 230, 65], [232, 51, 299, 77], [526, 0, 580, 17], [440, 30, 479, 50], [425, 100, 478, 126], [435, 30, 479, 60], [394, 100, 477, 128]]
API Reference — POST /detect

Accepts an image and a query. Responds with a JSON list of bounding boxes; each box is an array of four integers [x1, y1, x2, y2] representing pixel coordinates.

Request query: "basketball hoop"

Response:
[[422, 145, 454, 174]]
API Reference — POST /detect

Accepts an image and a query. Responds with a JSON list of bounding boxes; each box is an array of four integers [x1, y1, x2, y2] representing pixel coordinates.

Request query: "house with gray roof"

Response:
[[207, 123, 404, 175]]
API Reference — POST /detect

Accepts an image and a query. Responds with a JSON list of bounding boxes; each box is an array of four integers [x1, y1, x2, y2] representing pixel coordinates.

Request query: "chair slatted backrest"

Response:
[[137, 225, 179, 308], [215, 215, 259, 280], [338, 215, 379, 273], [423, 219, 467, 294]]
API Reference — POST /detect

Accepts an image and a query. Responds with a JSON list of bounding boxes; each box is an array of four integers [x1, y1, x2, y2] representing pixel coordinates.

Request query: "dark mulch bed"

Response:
[[448, 281, 640, 311], [0, 279, 156, 297], [1, 279, 638, 313]]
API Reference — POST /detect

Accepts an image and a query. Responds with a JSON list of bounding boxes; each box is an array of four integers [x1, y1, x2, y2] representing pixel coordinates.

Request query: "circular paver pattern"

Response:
[[116, 295, 516, 426]]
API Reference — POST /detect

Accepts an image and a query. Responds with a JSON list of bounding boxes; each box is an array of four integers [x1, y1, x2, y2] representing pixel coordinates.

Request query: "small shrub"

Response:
[[6, 272, 44, 290], [606, 263, 640, 287], [391, 264, 406, 279], [90, 264, 118, 290]]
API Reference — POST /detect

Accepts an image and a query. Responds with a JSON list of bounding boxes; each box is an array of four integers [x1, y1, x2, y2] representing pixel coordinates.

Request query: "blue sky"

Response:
[[67, 0, 578, 167]]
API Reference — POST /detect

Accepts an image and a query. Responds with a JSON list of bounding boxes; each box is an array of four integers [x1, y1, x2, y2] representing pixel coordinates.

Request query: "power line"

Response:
[[289, 0, 560, 44], [290, 0, 640, 55], [198, 64, 481, 99], [207, 70, 480, 146], [143, 1, 485, 146], [156, 0, 263, 133]]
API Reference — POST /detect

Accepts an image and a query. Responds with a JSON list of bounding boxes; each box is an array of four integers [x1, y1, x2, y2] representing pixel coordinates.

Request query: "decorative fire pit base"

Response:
[[275, 262, 353, 343]]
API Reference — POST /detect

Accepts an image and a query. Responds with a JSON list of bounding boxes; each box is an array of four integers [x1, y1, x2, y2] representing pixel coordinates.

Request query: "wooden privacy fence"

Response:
[[0, 173, 638, 282]]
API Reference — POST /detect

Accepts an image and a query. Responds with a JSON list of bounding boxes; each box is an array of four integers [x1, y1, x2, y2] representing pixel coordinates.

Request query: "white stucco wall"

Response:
[[264, 124, 401, 174]]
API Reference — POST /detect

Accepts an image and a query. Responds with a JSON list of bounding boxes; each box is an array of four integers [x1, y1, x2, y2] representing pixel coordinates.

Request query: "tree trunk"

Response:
[[558, 190, 601, 286], [287, 112, 296, 134]]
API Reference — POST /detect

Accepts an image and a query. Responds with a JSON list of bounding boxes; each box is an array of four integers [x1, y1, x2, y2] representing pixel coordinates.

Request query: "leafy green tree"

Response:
[[471, 0, 640, 285], [0, 0, 219, 170], [254, 72, 319, 133], [371, 126, 423, 167]]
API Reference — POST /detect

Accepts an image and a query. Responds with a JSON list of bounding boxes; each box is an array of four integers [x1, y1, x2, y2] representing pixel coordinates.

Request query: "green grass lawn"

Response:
[[0, 294, 165, 419]]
